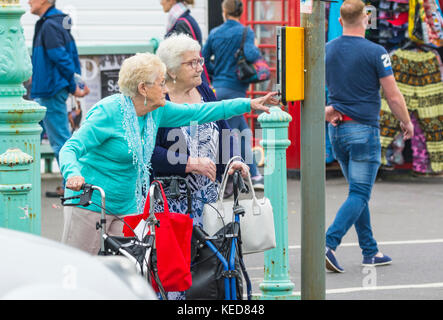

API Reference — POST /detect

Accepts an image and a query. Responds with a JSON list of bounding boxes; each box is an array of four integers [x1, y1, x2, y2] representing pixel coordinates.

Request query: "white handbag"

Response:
[[202, 157, 276, 254]]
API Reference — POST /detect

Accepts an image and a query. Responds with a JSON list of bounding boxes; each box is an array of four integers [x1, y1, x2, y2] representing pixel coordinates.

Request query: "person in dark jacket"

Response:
[[161, 0, 202, 45], [202, 0, 264, 190], [160, 0, 210, 84], [29, 0, 89, 196], [153, 33, 249, 300]]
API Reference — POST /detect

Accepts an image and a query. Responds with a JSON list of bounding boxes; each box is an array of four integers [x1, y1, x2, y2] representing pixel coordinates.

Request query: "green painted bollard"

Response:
[[0, 148, 36, 232], [256, 107, 298, 300], [0, 0, 46, 234]]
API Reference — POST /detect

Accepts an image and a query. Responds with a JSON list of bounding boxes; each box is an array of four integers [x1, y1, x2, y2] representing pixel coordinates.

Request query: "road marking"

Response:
[[248, 239, 443, 297], [248, 282, 443, 297], [288, 238, 443, 250], [295, 282, 443, 295], [248, 239, 443, 270]]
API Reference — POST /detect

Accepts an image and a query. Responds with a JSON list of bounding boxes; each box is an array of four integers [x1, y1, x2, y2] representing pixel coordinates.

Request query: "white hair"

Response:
[[47, 0, 56, 4], [118, 52, 166, 97], [156, 33, 201, 80]]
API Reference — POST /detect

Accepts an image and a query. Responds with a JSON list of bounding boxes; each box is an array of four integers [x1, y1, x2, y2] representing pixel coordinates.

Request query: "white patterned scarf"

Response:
[[120, 94, 157, 214]]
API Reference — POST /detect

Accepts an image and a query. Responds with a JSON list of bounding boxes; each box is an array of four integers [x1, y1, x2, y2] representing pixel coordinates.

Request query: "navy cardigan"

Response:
[[151, 83, 239, 183]]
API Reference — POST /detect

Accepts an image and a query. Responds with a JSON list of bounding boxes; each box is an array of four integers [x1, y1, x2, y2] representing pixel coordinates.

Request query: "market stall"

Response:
[[327, 0, 443, 176]]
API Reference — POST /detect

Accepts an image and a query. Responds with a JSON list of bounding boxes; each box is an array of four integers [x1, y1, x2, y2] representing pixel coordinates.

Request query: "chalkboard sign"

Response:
[[78, 54, 132, 114], [100, 69, 120, 97]]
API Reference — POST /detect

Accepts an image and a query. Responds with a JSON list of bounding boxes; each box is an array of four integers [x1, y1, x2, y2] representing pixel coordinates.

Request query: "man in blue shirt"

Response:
[[324, 0, 414, 272], [29, 0, 89, 196]]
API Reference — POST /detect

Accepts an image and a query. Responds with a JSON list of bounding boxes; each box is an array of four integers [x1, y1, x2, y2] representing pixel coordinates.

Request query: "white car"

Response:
[[0, 228, 157, 300]]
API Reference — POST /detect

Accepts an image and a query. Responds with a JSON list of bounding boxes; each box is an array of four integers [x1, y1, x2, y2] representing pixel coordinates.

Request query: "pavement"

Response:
[[40, 162, 443, 300]]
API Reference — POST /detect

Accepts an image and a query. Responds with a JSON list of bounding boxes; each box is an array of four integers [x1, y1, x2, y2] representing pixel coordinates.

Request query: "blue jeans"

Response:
[[35, 88, 71, 165], [325, 122, 335, 164], [326, 122, 381, 258], [214, 87, 259, 177]]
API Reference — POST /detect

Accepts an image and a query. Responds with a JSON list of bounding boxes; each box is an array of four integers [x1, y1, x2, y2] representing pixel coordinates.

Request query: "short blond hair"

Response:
[[156, 33, 201, 80], [340, 0, 365, 26], [118, 52, 166, 97]]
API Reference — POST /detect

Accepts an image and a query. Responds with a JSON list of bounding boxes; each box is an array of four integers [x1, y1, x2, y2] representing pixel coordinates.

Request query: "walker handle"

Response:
[[60, 183, 94, 207]]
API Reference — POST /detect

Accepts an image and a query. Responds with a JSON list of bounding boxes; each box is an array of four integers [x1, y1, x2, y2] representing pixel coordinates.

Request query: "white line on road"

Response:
[[299, 282, 443, 296], [247, 239, 443, 271], [248, 281, 443, 296], [248, 239, 443, 297], [288, 238, 443, 250]]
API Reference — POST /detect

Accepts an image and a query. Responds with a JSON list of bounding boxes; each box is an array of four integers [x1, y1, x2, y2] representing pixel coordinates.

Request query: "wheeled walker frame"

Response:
[[187, 170, 252, 300], [60, 171, 252, 300], [60, 182, 167, 299]]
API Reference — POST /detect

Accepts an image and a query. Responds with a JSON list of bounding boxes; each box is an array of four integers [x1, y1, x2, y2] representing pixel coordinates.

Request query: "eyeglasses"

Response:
[[147, 79, 166, 89], [157, 79, 167, 88], [181, 57, 205, 70]]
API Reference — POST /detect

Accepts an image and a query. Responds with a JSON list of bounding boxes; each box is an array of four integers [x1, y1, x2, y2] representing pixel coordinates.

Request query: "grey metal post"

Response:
[[300, 0, 326, 300]]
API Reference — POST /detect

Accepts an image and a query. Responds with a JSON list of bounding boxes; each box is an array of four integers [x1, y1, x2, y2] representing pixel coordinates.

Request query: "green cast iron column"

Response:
[[0, 148, 35, 232], [256, 106, 298, 300], [0, 0, 46, 234], [300, 0, 326, 300]]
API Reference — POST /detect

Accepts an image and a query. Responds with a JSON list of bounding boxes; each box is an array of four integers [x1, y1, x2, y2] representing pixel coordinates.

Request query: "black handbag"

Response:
[[186, 225, 244, 300], [234, 27, 271, 83]]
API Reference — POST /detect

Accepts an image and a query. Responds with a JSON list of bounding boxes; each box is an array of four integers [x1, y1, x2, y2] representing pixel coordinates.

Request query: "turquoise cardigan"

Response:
[[59, 93, 251, 215]]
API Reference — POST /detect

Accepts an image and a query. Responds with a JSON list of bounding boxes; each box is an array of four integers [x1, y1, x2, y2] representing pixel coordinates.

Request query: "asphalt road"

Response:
[[41, 168, 443, 300]]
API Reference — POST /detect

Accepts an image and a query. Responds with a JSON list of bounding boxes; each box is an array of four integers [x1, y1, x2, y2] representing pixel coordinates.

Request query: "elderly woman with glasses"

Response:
[[59, 52, 278, 256], [203, 0, 266, 190], [151, 33, 250, 299]]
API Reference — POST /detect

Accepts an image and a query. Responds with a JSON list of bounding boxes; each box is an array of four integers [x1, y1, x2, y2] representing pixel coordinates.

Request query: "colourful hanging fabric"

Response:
[[380, 49, 443, 173], [409, 0, 443, 46], [411, 112, 433, 173]]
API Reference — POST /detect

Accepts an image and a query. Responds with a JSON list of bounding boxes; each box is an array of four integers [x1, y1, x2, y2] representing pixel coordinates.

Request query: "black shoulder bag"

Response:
[[234, 27, 270, 83]]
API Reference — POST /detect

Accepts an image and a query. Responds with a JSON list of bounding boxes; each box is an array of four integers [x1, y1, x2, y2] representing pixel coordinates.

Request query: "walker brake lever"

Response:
[[233, 170, 249, 194], [60, 183, 94, 207]]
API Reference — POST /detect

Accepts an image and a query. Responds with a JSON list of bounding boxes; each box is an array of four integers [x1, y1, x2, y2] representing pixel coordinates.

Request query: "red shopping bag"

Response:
[[122, 181, 193, 292]]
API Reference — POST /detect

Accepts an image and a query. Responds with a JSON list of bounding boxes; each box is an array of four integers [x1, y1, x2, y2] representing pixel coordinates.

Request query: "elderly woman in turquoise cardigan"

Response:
[[59, 52, 278, 255]]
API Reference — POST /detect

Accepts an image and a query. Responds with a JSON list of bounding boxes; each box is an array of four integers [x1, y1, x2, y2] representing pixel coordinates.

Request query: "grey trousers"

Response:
[[62, 206, 136, 255]]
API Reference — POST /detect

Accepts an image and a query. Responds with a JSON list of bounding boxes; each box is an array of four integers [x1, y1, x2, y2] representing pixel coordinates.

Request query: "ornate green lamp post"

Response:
[[256, 106, 298, 300], [0, 0, 46, 234]]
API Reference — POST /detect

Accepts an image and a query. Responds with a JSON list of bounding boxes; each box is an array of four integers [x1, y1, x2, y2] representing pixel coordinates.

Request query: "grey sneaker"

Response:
[[251, 175, 264, 191]]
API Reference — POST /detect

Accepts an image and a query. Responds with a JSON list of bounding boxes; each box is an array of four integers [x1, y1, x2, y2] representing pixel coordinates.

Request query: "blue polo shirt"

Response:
[[326, 36, 393, 127]]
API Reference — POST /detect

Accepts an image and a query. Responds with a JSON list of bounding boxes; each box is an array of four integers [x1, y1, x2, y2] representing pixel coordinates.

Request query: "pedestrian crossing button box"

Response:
[[276, 26, 304, 104]]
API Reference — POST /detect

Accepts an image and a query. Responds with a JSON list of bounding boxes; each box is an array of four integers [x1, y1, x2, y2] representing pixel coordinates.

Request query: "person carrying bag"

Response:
[[235, 27, 271, 84]]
